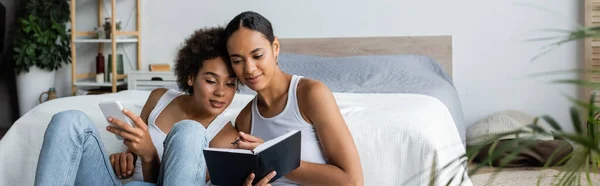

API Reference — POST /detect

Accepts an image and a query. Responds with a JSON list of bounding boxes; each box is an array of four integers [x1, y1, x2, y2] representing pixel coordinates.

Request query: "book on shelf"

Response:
[[149, 64, 170, 72]]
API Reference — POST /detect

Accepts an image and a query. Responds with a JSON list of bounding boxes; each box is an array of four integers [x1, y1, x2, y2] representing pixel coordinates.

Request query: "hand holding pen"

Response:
[[231, 132, 264, 150]]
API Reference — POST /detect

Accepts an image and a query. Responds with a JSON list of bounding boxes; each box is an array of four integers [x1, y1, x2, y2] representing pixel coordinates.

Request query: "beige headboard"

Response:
[[278, 36, 453, 77]]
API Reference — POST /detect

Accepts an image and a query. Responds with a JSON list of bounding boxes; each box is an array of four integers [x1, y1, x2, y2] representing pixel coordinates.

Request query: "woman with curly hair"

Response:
[[33, 26, 274, 186]]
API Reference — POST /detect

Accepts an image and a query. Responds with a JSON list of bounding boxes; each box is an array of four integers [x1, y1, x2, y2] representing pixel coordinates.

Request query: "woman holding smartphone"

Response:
[[34, 26, 274, 186]]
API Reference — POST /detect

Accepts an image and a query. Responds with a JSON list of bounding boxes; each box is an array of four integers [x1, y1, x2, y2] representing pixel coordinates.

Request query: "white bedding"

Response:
[[0, 90, 471, 186]]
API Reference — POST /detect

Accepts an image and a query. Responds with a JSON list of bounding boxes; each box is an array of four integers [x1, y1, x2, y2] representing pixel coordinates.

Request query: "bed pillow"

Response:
[[237, 53, 453, 94], [466, 110, 555, 146]]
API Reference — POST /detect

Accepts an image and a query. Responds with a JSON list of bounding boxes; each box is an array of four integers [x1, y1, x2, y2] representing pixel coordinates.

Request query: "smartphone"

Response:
[[98, 100, 134, 140]]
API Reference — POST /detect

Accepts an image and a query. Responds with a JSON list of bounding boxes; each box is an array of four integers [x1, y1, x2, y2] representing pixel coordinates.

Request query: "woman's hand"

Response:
[[235, 132, 264, 150], [109, 152, 135, 179], [106, 109, 157, 162], [244, 171, 277, 186]]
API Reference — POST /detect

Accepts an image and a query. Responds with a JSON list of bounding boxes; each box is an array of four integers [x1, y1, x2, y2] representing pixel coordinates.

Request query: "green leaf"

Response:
[[588, 92, 598, 142], [36, 36, 44, 43], [23, 26, 31, 33], [541, 115, 562, 130], [20, 19, 29, 25], [26, 46, 34, 57], [523, 36, 564, 42], [571, 107, 584, 134], [557, 147, 587, 185], [24, 57, 30, 66], [589, 92, 597, 118], [528, 68, 600, 79], [559, 133, 600, 152], [553, 79, 600, 89]]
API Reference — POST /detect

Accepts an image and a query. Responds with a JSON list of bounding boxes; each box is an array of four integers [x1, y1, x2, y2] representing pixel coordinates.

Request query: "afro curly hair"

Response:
[[174, 26, 231, 95]]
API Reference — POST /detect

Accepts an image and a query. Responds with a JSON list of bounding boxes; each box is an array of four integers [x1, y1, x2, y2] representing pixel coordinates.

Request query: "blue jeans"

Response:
[[34, 110, 209, 186]]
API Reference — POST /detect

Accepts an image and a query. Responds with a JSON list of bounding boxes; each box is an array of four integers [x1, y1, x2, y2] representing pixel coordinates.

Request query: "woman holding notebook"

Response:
[[225, 11, 364, 186], [34, 26, 274, 186]]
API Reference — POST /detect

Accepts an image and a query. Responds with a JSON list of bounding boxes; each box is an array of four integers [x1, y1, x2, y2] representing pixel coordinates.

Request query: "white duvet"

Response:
[[0, 90, 471, 186]]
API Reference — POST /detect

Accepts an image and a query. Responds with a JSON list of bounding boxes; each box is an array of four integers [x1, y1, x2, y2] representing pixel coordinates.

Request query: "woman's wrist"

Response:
[[141, 150, 158, 163]]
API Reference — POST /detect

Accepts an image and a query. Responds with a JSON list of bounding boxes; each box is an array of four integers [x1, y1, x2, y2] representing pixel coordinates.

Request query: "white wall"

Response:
[[57, 0, 582, 131]]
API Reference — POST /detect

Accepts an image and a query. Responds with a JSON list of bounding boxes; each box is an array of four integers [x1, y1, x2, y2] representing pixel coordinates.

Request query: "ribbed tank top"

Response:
[[251, 75, 328, 185]]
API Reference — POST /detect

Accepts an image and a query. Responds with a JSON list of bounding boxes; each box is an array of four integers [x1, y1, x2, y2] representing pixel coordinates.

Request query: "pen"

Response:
[[230, 136, 241, 146]]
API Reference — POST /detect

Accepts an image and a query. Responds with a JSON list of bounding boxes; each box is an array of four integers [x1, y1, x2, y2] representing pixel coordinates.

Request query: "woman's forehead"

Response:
[[227, 28, 270, 49], [199, 58, 235, 77]]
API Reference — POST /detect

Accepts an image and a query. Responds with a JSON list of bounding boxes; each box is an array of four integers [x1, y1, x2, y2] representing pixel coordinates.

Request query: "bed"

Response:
[[0, 36, 472, 186]]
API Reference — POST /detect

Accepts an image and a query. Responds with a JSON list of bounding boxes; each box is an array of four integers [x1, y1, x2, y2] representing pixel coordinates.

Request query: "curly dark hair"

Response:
[[174, 26, 230, 95]]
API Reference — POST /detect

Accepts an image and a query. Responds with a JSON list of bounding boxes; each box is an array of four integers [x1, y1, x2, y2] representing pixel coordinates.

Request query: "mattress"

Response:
[[0, 90, 471, 186]]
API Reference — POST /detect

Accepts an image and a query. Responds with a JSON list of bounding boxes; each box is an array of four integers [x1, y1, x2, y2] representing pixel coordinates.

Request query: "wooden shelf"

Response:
[[70, 0, 141, 95], [75, 31, 139, 37], [74, 37, 138, 43], [75, 79, 127, 87]]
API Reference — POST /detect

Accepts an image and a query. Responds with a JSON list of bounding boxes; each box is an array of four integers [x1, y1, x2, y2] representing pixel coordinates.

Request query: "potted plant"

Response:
[[428, 27, 600, 186], [11, 0, 71, 115]]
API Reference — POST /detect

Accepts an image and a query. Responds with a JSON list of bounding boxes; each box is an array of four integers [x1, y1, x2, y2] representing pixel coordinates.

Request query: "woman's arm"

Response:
[[210, 122, 240, 148], [109, 87, 164, 180], [287, 80, 364, 186], [234, 102, 253, 134], [138, 88, 168, 182]]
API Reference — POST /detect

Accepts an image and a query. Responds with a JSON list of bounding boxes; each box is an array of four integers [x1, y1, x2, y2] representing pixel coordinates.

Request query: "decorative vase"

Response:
[[16, 66, 56, 116], [105, 54, 124, 82]]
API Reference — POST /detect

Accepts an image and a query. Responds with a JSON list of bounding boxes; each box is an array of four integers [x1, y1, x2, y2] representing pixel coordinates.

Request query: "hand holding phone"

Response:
[[99, 101, 134, 140], [99, 100, 158, 162]]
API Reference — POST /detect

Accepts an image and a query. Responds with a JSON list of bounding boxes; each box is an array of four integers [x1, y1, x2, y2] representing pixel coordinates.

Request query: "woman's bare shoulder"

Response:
[[140, 88, 170, 122], [297, 78, 332, 101]]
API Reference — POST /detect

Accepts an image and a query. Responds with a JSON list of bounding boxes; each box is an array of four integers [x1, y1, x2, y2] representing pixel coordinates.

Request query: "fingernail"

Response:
[[123, 109, 128, 113], [127, 171, 131, 174], [107, 117, 112, 122], [106, 126, 110, 130], [272, 171, 277, 175], [240, 132, 245, 135]]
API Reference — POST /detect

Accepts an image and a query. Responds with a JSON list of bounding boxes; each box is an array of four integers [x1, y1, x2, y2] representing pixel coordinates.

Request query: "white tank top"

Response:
[[251, 75, 328, 185], [131, 89, 230, 181]]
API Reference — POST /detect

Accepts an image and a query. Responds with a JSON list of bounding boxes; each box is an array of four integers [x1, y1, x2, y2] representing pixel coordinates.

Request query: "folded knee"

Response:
[[47, 110, 95, 133], [171, 120, 206, 135], [165, 120, 207, 144]]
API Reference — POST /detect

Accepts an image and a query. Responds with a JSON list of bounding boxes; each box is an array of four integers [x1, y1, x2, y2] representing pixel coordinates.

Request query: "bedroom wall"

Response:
[[57, 0, 582, 131]]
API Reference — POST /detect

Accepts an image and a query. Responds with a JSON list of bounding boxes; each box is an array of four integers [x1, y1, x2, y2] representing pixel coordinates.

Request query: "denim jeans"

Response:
[[34, 110, 208, 186]]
